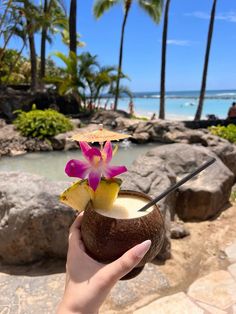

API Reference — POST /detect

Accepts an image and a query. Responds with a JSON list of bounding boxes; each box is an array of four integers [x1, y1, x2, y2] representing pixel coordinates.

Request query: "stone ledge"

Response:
[[188, 270, 236, 310], [133, 292, 204, 314]]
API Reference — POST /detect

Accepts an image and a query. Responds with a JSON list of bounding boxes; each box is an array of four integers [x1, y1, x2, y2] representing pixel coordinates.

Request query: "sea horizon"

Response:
[[102, 89, 236, 121], [131, 89, 236, 99]]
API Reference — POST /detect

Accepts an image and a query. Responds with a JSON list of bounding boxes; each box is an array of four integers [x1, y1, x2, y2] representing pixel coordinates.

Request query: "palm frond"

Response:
[[138, 0, 163, 23], [93, 0, 120, 19], [109, 84, 133, 99], [54, 51, 70, 68]]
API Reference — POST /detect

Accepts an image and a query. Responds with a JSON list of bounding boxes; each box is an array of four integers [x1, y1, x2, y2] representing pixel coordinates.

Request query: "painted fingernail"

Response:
[[134, 240, 152, 258]]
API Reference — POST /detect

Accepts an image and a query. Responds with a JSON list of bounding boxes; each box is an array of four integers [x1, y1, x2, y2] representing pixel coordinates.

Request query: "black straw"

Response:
[[138, 157, 216, 212]]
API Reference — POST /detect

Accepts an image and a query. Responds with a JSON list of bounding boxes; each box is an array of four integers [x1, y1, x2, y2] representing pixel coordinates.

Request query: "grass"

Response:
[[131, 115, 149, 121], [230, 190, 236, 203]]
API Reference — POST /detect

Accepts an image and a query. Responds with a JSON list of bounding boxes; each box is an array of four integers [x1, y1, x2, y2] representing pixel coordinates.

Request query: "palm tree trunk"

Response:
[[40, 0, 48, 88], [27, 21, 37, 91], [69, 0, 77, 54], [114, 2, 131, 111], [194, 0, 217, 121], [159, 0, 171, 120]]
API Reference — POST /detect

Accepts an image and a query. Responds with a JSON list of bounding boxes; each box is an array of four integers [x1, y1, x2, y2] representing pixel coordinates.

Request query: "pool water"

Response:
[[0, 142, 159, 181]]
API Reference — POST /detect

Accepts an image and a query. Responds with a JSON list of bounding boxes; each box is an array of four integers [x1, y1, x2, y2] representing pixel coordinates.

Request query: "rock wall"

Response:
[[0, 172, 76, 264], [121, 144, 234, 222]]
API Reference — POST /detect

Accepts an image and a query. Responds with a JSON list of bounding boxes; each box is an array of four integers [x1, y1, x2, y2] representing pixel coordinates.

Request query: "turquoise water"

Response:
[[103, 90, 236, 120], [0, 142, 158, 181]]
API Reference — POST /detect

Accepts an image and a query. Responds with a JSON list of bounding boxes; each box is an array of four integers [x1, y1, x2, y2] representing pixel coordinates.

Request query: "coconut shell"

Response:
[[81, 190, 165, 278]]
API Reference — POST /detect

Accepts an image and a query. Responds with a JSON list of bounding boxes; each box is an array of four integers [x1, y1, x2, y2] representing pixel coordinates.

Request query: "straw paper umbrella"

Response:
[[71, 124, 130, 143]]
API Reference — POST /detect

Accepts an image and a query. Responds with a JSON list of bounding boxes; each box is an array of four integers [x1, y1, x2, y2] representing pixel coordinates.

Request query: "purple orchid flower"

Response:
[[65, 141, 127, 191]]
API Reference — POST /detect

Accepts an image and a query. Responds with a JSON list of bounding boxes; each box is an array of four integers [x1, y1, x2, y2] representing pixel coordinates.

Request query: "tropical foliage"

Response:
[[1, 0, 220, 119], [0, 0, 81, 90], [209, 124, 236, 144], [46, 51, 132, 108], [0, 49, 64, 84], [14, 105, 73, 139]]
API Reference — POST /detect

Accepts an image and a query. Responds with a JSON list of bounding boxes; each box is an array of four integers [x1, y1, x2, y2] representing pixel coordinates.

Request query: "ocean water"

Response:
[[103, 90, 236, 120]]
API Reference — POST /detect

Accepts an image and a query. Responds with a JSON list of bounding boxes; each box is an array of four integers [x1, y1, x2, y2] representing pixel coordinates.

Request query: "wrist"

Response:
[[57, 296, 99, 314]]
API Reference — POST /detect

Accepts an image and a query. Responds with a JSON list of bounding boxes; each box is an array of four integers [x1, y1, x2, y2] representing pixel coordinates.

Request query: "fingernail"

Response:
[[134, 240, 152, 258]]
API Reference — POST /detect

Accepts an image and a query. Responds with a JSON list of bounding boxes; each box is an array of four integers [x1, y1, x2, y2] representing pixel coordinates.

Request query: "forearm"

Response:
[[57, 300, 99, 314]]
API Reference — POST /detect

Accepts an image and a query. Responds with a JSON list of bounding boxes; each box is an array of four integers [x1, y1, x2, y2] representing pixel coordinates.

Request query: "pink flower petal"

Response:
[[88, 170, 101, 191], [102, 141, 113, 163], [85, 147, 102, 164], [79, 142, 92, 161], [104, 165, 127, 179], [65, 159, 89, 178]]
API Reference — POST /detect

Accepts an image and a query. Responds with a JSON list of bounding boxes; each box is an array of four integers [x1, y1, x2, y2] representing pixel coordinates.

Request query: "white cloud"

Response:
[[185, 11, 236, 23], [185, 11, 210, 20], [216, 12, 236, 22], [166, 40, 191, 46]]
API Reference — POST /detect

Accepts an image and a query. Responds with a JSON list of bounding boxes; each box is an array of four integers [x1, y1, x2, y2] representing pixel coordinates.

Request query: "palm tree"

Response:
[[25, 2, 38, 91], [93, 0, 163, 110], [11, 0, 40, 91], [194, 0, 217, 121], [159, 0, 171, 120], [69, 0, 77, 54], [48, 51, 85, 107], [0, 0, 24, 63], [39, 0, 67, 87]]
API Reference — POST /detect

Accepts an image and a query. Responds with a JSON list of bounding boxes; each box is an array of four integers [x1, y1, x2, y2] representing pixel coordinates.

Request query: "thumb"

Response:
[[101, 240, 151, 284]]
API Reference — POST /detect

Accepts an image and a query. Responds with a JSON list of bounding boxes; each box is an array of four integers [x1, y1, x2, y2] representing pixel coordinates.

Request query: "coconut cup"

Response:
[[81, 190, 165, 280]]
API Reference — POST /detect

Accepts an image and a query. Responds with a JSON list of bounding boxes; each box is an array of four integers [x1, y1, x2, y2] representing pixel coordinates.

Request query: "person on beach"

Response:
[[57, 213, 151, 314], [150, 113, 156, 120], [110, 102, 114, 110], [227, 102, 236, 119], [128, 100, 134, 115]]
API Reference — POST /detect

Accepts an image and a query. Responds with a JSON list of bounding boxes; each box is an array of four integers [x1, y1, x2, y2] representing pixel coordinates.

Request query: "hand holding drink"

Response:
[[60, 137, 165, 280], [58, 127, 215, 313]]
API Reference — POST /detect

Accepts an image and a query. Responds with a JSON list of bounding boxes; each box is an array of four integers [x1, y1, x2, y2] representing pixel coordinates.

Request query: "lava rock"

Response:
[[0, 172, 75, 264], [147, 144, 234, 221]]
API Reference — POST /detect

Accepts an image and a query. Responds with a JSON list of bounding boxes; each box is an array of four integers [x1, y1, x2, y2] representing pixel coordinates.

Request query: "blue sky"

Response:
[[10, 0, 236, 92]]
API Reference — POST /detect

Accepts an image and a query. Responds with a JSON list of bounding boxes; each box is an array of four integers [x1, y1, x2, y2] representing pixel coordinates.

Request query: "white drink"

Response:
[[95, 195, 153, 219]]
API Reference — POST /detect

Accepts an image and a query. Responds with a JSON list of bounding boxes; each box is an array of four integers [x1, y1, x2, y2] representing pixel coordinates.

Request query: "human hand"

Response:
[[57, 213, 151, 314]]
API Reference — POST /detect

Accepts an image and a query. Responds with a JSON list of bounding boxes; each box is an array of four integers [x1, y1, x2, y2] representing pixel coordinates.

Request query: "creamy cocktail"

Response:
[[80, 190, 165, 279], [95, 195, 153, 219]]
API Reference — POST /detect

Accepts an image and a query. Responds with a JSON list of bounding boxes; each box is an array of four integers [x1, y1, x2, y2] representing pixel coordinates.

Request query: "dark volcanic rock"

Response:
[[0, 172, 75, 264], [90, 109, 130, 128], [170, 221, 190, 239], [147, 144, 234, 221]]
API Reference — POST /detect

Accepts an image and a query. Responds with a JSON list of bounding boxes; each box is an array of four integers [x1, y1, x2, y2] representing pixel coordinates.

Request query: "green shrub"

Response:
[[131, 115, 149, 121], [14, 106, 73, 139], [231, 190, 236, 203], [209, 124, 236, 143]]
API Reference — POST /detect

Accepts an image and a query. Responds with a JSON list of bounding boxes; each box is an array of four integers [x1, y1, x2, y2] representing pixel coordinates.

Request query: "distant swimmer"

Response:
[[227, 102, 236, 119]]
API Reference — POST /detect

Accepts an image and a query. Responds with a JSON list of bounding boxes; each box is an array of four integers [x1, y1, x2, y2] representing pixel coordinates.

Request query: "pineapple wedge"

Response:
[[60, 179, 94, 212], [92, 178, 122, 210]]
